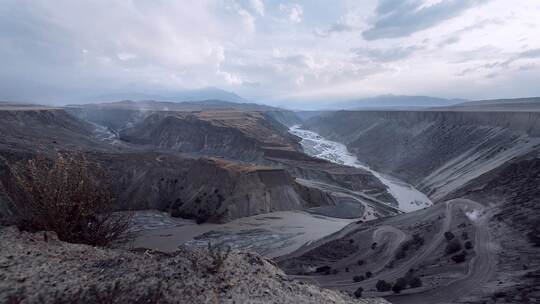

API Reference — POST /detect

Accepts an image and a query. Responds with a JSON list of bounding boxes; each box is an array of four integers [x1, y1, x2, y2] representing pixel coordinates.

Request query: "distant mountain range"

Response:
[[274, 95, 468, 110], [333, 95, 467, 110], [86, 87, 247, 104], [69, 99, 279, 112], [431, 97, 540, 112]]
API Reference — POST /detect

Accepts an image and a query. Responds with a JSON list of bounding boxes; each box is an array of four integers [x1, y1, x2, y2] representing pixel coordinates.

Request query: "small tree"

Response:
[[412, 233, 425, 246], [376, 280, 392, 292], [8, 153, 130, 246], [445, 239, 462, 255], [392, 278, 407, 294], [353, 287, 363, 298], [451, 252, 467, 263], [444, 231, 455, 241], [353, 275, 365, 282], [409, 277, 422, 288]]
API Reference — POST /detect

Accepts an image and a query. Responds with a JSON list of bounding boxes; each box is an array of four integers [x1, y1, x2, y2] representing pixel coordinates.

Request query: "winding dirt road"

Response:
[[388, 199, 496, 304], [280, 199, 497, 303]]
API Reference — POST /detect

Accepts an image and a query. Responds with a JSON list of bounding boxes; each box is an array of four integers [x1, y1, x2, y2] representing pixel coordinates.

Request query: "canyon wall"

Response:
[[304, 110, 540, 201], [0, 107, 397, 223]]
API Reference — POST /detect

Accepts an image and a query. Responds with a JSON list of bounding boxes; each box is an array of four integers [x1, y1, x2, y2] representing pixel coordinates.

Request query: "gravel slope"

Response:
[[0, 227, 389, 304]]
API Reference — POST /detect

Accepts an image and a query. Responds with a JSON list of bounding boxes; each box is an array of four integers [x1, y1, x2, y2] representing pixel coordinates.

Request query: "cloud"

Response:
[[117, 52, 137, 61], [362, 0, 490, 40], [249, 0, 265, 16], [438, 36, 460, 47], [218, 70, 243, 85], [279, 3, 303, 24], [314, 13, 362, 37], [353, 46, 421, 62], [238, 9, 256, 33], [458, 48, 540, 76], [0, 0, 539, 104], [438, 18, 503, 47]]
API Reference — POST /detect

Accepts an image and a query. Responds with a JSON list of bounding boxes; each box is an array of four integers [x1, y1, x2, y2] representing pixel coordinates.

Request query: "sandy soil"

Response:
[[133, 210, 359, 258]]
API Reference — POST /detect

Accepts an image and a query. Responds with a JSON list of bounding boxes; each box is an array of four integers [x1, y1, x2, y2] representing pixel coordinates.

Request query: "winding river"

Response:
[[133, 126, 433, 257], [289, 125, 432, 212]]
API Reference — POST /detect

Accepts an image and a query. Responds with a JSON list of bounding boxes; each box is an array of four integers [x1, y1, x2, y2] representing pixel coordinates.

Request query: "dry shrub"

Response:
[[8, 152, 130, 246], [207, 242, 231, 273]]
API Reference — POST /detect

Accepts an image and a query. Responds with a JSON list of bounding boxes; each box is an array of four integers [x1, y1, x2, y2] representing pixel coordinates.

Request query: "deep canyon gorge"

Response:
[[1, 99, 539, 303]]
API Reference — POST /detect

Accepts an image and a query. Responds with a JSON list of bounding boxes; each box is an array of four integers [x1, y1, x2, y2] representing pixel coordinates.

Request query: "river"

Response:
[[133, 126, 432, 257], [289, 125, 432, 212]]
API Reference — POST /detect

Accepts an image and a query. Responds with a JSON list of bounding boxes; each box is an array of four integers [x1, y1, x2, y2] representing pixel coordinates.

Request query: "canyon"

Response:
[[1, 99, 539, 303]]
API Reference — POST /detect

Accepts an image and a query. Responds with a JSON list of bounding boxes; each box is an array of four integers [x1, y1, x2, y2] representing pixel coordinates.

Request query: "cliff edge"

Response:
[[0, 226, 389, 304]]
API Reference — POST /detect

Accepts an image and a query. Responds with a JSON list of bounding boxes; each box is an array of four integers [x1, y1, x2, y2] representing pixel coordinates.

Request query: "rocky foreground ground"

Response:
[[0, 226, 389, 304]]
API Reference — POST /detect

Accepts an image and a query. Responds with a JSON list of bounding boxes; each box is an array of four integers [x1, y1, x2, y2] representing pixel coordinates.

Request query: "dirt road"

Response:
[[280, 199, 497, 303]]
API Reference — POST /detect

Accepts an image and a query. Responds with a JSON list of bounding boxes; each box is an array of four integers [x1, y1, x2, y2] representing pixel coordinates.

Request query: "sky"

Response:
[[1, 0, 540, 105]]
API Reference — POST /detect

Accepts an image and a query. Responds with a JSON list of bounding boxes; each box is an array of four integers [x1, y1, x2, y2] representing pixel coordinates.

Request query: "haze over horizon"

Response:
[[1, 0, 540, 106]]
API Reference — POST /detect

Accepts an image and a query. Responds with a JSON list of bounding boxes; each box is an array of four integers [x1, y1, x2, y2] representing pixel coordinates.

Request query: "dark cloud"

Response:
[[353, 46, 421, 62], [519, 64, 536, 71], [519, 48, 540, 59], [438, 18, 503, 47], [438, 36, 460, 47], [314, 21, 356, 37], [362, 0, 490, 40], [458, 48, 540, 76]]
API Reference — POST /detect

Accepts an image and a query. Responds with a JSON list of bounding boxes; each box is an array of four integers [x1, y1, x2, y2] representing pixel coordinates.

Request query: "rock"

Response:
[[0, 226, 389, 304]]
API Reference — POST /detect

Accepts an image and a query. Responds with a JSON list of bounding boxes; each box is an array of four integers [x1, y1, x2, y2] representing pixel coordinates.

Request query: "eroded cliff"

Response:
[[304, 110, 540, 201]]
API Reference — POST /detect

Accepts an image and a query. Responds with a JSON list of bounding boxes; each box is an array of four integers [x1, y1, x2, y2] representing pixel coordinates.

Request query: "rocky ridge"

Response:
[[304, 110, 540, 201], [0, 106, 397, 223], [0, 226, 389, 304]]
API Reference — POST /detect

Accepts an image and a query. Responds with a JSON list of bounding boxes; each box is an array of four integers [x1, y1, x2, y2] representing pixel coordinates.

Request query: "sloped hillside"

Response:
[[304, 110, 540, 201], [163, 157, 311, 223], [120, 111, 302, 161], [0, 108, 107, 153], [0, 226, 389, 304]]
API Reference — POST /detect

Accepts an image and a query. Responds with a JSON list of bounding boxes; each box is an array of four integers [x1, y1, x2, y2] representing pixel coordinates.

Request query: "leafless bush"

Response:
[[7, 152, 130, 246], [207, 242, 231, 273]]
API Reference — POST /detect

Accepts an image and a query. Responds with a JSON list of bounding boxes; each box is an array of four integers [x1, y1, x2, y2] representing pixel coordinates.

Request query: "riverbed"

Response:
[[133, 126, 432, 258], [289, 125, 432, 212], [132, 210, 357, 258]]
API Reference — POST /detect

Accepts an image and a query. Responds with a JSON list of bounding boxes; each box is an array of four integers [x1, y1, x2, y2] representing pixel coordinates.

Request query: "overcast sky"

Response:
[[1, 0, 539, 104]]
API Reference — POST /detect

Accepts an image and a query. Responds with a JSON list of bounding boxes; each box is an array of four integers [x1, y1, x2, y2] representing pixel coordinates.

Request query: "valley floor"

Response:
[[133, 127, 432, 259], [132, 210, 358, 258], [279, 199, 501, 303]]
